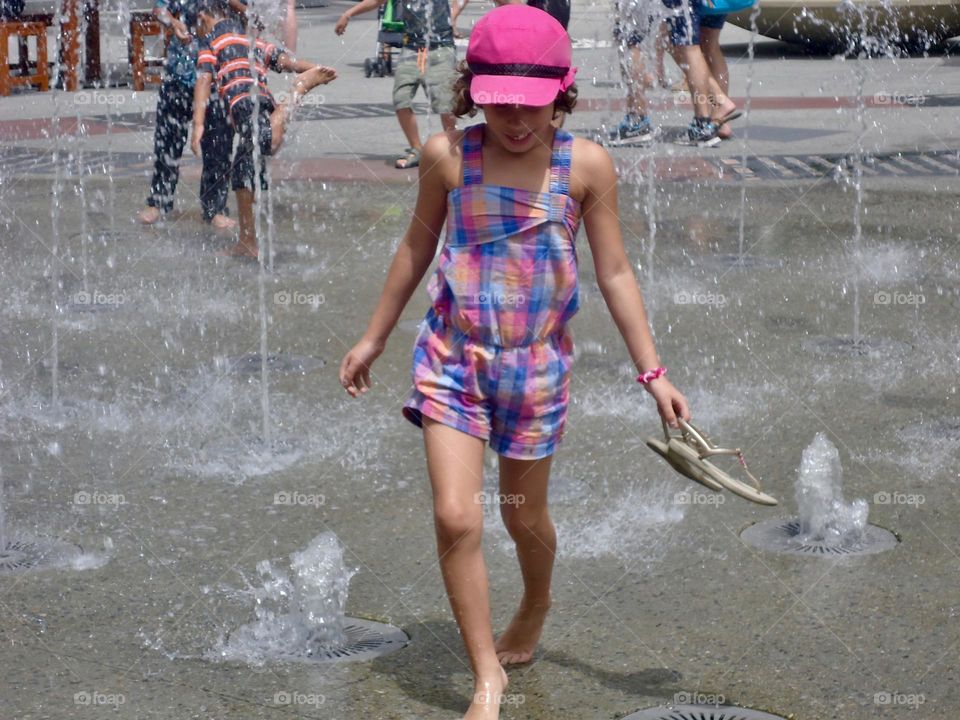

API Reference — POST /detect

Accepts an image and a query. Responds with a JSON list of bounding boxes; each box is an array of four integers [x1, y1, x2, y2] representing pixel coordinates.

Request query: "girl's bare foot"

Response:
[[217, 243, 258, 259], [210, 213, 236, 231], [494, 598, 550, 666], [292, 65, 337, 100], [718, 123, 733, 140], [136, 206, 161, 225], [465, 666, 509, 719]]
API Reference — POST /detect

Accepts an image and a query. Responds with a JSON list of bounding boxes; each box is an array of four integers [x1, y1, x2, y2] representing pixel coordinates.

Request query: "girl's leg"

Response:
[[494, 453, 556, 665], [422, 418, 508, 719]]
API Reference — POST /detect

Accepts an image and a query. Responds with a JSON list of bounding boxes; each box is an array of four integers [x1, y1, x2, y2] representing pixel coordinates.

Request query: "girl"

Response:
[[339, 5, 689, 717]]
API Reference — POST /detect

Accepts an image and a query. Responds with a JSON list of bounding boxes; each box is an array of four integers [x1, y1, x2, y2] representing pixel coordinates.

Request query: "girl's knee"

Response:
[[501, 503, 550, 538], [433, 500, 482, 546]]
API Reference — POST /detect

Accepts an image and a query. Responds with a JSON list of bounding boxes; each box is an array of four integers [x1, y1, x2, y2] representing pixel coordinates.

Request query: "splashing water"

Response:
[[210, 532, 358, 665], [794, 433, 868, 543]]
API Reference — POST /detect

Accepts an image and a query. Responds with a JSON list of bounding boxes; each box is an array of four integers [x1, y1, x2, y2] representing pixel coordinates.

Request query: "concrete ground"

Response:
[[1, 4, 959, 720]]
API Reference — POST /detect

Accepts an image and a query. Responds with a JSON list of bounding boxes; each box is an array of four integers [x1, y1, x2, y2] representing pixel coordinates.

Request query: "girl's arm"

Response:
[[339, 133, 453, 397], [578, 139, 690, 426]]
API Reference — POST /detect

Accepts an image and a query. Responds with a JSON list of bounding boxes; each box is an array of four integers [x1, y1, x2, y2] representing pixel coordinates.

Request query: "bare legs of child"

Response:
[[493, 454, 556, 666], [222, 66, 337, 259], [699, 26, 732, 138], [395, 109, 457, 168], [423, 418, 508, 718], [422, 417, 557, 718], [136, 206, 234, 228], [622, 44, 655, 122], [670, 44, 736, 127]]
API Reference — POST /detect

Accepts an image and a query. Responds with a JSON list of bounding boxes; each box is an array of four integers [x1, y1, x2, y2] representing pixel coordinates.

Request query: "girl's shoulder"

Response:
[[568, 135, 615, 203], [420, 129, 468, 193]]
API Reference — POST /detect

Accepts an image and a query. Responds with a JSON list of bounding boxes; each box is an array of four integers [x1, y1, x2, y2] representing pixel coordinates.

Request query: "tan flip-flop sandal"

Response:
[[671, 419, 778, 506], [646, 418, 724, 492]]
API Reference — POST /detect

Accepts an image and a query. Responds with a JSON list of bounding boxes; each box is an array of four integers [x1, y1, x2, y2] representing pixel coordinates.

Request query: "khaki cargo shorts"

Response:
[[392, 45, 457, 115]]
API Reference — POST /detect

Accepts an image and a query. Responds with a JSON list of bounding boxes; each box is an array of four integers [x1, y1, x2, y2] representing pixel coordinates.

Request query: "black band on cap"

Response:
[[467, 61, 568, 79]]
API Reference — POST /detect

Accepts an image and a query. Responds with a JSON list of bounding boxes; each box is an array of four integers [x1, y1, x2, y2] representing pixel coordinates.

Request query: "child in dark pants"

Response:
[[191, 0, 336, 258], [137, 0, 235, 228]]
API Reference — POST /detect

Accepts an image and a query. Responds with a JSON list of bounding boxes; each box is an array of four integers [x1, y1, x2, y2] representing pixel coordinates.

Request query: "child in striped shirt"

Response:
[[191, 0, 336, 258]]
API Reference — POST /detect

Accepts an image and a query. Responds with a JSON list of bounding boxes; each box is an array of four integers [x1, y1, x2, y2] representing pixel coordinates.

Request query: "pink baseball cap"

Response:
[[466, 4, 577, 108]]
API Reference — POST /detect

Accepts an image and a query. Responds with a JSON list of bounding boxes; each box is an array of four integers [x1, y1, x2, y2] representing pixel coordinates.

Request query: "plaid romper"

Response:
[[402, 124, 582, 459]]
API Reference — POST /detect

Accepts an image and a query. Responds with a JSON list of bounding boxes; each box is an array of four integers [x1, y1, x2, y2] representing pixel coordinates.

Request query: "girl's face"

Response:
[[480, 102, 556, 154]]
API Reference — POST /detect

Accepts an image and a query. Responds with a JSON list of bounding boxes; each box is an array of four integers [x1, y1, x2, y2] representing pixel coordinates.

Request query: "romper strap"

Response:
[[461, 124, 484, 186], [549, 129, 573, 196]]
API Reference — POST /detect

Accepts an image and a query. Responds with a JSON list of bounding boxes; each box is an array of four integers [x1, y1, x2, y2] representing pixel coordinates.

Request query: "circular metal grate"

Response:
[[801, 336, 910, 358], [740, 518, 898, 557], [220, 353, 326, 376], [0, 537, 83, 574], [624, 704, 789, 719], [271, 617, 408, 664]]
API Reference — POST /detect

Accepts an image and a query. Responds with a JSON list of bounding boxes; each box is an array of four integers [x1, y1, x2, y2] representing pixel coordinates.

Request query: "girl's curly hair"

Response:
[[450, 61, 578, 119]]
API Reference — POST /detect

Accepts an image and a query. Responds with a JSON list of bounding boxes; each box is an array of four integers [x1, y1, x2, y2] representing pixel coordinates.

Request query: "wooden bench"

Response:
[[18, 0, 81, 91], [129, 10, 170, 91], [0, 20, 48, 95]]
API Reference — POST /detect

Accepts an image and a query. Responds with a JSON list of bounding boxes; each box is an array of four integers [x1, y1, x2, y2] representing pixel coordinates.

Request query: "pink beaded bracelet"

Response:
[[636, 367, 667, 385]]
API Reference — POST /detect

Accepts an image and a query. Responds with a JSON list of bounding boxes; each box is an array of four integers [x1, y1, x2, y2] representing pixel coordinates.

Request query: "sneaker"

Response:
[[608, 114, 653, 146], [687, 117, 720, 148]]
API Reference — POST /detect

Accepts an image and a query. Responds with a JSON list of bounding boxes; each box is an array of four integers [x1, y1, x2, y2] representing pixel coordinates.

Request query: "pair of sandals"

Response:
[[646, 417, 778, 506], [395, 147, 420, 169]]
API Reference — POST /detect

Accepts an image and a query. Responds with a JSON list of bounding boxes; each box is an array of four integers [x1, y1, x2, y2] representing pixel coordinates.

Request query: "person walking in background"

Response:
[[137, 0, 235, 228], [613, 0, 738, 146], [695, 7, 733, 138], [611, 3, 667, 145], [451, 0, 570, 33], [335, 0, 457, 169]]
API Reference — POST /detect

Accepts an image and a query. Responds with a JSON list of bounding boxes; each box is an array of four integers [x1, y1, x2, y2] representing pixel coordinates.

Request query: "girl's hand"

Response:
[[339, 337, 384, 398], [643, 377, 690, 429]]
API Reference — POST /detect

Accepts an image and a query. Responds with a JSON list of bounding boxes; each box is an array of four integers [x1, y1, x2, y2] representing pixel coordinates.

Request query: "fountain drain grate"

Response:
[[220, 353, 326, 376], [624, 704, 788, 719], [740, 518, 898, 557], [272, 618, 408, 664], [0, 537, 83, 575]]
